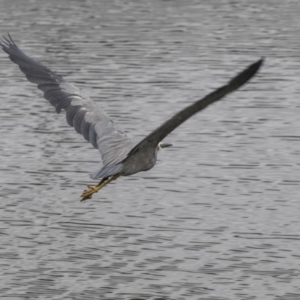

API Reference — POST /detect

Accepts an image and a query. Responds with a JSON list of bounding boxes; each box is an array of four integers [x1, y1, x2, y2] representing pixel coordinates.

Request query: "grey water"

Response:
[[1, 0, 300, 299]]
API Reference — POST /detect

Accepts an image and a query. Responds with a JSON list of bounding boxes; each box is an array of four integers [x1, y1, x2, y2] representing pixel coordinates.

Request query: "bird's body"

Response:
[[122, 144, 158, 176], [0, 35, 263, 201]]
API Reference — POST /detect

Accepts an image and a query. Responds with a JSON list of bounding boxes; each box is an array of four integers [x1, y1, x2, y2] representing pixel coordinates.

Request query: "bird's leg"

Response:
[[80, 174, 120, 201], [80, 178, 107, 201], [95, 177, 108, 188]]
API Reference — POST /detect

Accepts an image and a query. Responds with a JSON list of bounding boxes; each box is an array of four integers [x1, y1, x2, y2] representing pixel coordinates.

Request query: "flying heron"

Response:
[[0, 35, 263, 201]]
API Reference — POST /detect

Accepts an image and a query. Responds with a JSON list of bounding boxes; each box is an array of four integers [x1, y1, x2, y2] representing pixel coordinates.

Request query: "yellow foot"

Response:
[[80, 185, 100, 202], [80, 174, 120, 202]]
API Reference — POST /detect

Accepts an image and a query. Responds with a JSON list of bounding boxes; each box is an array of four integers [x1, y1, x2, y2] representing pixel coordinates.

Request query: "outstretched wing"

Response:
[[128, 58, 263, 156], [0, 35, 135, 167]]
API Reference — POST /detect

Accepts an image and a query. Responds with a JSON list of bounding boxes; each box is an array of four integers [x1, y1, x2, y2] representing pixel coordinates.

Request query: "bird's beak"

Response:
[[161, 143, 173, 148]]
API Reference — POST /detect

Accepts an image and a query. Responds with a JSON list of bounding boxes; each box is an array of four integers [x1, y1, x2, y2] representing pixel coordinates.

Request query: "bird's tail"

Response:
[[90, 163, 124, 179]]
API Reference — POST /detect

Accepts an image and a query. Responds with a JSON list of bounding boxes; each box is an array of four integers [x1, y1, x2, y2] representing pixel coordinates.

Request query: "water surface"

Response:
[[1, 1, 300, 299]]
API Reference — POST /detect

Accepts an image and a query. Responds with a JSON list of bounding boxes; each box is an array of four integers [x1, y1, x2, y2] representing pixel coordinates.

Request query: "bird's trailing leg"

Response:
[[80, 174, 120, 201]]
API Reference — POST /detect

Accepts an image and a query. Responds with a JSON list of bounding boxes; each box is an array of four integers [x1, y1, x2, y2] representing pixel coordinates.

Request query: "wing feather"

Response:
[[1, 35, 136, 167], [128, 59, 263, 156]]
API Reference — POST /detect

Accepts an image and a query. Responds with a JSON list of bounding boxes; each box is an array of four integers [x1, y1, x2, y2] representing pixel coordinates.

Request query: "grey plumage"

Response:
[[0, 35, 263, 200], [0, 35, 136, 180]]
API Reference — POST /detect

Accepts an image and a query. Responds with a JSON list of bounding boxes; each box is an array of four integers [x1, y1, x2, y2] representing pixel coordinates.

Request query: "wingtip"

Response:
[[0, 33, 16, 48], [227, 57, 264, 89], [251, 57, 264, 71], [257, 57, 264, 66], [7, 33, 14, 44], [248, 57, 265, 74], [252, 57, 264, 72]]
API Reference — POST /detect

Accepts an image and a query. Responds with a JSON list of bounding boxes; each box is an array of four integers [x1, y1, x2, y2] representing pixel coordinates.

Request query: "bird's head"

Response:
[[158, 142, 173, 151]]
